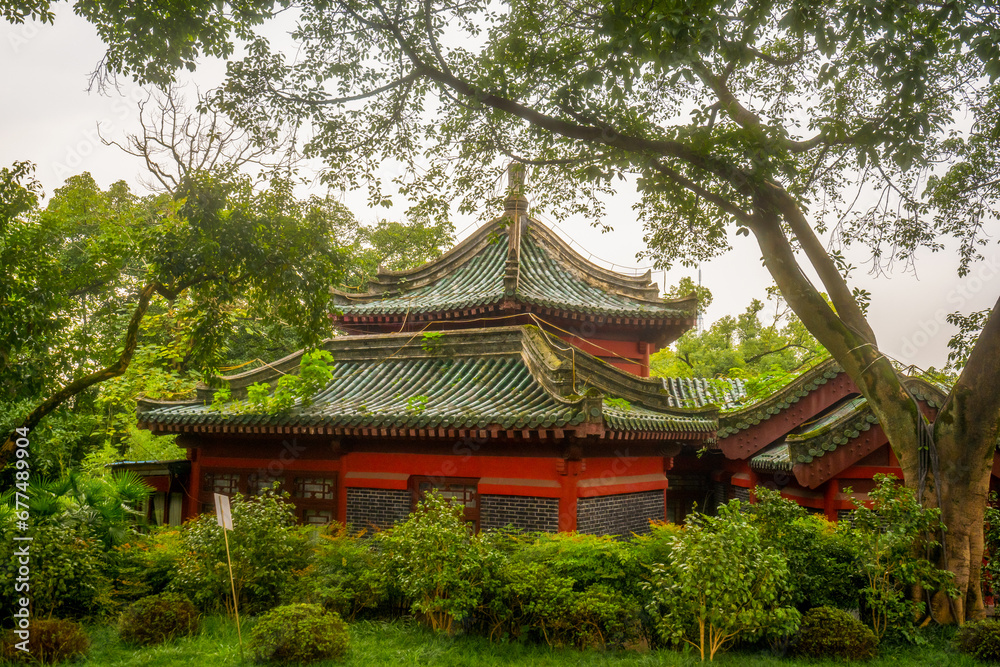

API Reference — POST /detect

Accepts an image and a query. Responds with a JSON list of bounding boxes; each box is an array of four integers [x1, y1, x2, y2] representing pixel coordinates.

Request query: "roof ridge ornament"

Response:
[[504, 162, 529, 216], [504, 162, 528, 297]]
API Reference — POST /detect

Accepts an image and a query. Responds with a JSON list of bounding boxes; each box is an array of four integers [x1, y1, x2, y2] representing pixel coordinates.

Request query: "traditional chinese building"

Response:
[[136, 177, 722, 534], [132, 172, 1000, 532]]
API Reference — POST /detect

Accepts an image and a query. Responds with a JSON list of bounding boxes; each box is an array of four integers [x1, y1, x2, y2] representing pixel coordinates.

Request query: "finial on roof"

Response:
[[504, 162, 529, 215]]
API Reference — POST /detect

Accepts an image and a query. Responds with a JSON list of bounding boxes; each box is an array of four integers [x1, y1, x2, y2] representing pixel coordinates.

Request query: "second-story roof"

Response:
[[332, 192, 696, 344], [137, 326, 717, 440]]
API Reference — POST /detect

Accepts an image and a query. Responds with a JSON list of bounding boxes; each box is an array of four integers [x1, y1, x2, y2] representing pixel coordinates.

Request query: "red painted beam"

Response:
[[719, 375, 857, 460], [792, 425, 887, 489]]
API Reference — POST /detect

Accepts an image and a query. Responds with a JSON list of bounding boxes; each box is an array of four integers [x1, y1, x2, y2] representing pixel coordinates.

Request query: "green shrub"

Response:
[[955, 619, 1000, 661], [374, 491, 492, 633], [794, 606, 877, 660], [118, 592, 201, 646], [170, 489, 310, 615], [290, 524, 387, 620], [748, 487, 863, 611], [247, 603, 349, 664], [105, 528, 184, 615], [644, 501, 801, 661], [482, 532, 643, 648], [848, 474, 956, 642], [0, 520, 109, 622], [1, 618, 90, 664]]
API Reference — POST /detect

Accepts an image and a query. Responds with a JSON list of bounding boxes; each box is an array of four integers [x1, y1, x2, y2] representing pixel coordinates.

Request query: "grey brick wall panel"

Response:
[[481, 494, 559, 532], [576, 490, 664, 537], [346, 487, 411, 530]]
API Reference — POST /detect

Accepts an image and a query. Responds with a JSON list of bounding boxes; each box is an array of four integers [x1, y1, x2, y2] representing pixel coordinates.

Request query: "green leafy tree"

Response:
[[24, 0, 1000, 622], [374, 491, 489, 633], [847, 474, 957, 642], [644, 500, 800, 661], [0, 166, 347, 469], [170, 489, 309, 615], [653, 287, 825, 379], [747, 487, 862, 612]]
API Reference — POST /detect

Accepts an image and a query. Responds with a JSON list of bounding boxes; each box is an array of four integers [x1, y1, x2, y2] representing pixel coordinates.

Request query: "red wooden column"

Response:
[[824, 479, 839, 522], [558, 459, 582, 532], [186, 447, 201, 520], [337, 452, 350, 526]]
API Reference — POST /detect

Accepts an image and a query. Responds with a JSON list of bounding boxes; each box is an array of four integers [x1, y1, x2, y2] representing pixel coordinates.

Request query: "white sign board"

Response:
[[214, 493, 233, 531]]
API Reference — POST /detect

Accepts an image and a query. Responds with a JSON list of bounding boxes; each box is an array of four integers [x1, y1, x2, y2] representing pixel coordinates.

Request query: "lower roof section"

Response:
[[138, 325, 716, 440]]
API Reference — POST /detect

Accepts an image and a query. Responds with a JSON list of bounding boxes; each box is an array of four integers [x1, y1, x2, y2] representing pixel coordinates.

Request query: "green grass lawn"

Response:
[[11, 616, 983, 666]]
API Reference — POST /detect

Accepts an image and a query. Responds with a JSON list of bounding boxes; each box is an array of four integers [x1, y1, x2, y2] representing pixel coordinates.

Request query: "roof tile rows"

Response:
[[138, 326, 715, 437], [334, 217, 695, 321]]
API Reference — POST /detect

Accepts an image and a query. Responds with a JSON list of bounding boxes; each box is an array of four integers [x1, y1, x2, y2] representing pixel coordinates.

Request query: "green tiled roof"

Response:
[[516, 234, 672, 316], [336, 238, 506, 316], [750, 443, 793, 472], [603, 401, 715, 432], [333, 217, 695, 321], [761, 377, 945, 467], [658, 377, 746, 410], [786, 397, 878, 465], [138, 326, 715, 436], [716, 359, 843, 440]]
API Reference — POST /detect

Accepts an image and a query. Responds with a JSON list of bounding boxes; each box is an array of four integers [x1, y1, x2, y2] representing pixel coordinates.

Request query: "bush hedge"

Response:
[[118, 592, 201, 646], [247, 603, 349, 664], [1, 619, 90, 664], [955, 619, 1000, 661], [793, 606, 877, 660]]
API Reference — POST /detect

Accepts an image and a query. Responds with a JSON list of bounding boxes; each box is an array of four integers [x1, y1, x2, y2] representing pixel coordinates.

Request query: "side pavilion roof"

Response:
[[332, 210, 696, 344], [138, 326, 716, 441]]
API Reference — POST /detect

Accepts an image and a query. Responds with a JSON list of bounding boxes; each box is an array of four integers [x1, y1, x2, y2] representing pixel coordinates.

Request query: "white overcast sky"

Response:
[[3, 9, 997, 371]]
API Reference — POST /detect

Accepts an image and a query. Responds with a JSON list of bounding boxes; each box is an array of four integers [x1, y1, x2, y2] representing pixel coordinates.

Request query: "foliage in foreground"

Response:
[[1, 618, 90, 664], [850, 474, 956, 642], [373, 491, 490, 633], [793, 606, 877, 661], [644, 501, 800, 661], [954, 619, 1000, 662], [117, 593, 200, 647], [247, 603, 349, 665], [169, 489, 309, 615], [747, 487, 862, 612], [67, 615, 982, 666]]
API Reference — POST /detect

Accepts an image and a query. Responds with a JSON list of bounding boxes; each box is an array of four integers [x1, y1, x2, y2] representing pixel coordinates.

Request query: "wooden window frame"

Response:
[[409, 476, 480, 530], [199, 468, 337, 525]]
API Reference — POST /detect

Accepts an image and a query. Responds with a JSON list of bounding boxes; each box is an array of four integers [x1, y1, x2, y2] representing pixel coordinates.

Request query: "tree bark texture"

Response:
[[751, 198, 1000, 624]]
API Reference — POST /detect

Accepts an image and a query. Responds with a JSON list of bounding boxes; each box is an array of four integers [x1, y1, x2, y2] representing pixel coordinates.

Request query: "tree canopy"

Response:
[[10, 0, 1000, 622], [652, 285, 824, 379], [0, 160, 453, 476]]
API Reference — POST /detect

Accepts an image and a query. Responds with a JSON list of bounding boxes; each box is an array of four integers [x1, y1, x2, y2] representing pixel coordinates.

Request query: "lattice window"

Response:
[[411, 476, 480, 529], [205, 472, 240, 497], [416, 479, 477, 509], [248, 473, 283, 496], [302, 509, 334, 526], [292, 477, 336, 501]]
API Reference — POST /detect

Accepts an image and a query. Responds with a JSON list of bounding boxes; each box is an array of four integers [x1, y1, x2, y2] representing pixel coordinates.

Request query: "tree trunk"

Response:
[[930, 482, 989, 623], [747, 198, 1000, 623], [0, 282, 158, 465]]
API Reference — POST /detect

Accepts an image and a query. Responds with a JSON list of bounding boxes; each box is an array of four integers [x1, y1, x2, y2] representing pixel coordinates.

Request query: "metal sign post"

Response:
[[214, 493, 243, 661]]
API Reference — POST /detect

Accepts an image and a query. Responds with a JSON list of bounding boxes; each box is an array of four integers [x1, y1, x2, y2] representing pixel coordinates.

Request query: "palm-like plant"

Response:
[[1, 470, 152, 546]]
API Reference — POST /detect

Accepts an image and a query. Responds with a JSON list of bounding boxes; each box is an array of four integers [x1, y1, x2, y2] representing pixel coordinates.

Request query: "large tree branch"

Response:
[[747, 204, 921, 475], [649, 160, 752, 224], [764, 183, 878, 343], [937, 293, 1000, 462], [690, 61, 825, 153], [268, 70, 422, 107], [1, 282, 158, 465], [350, 0, 760, 195]]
